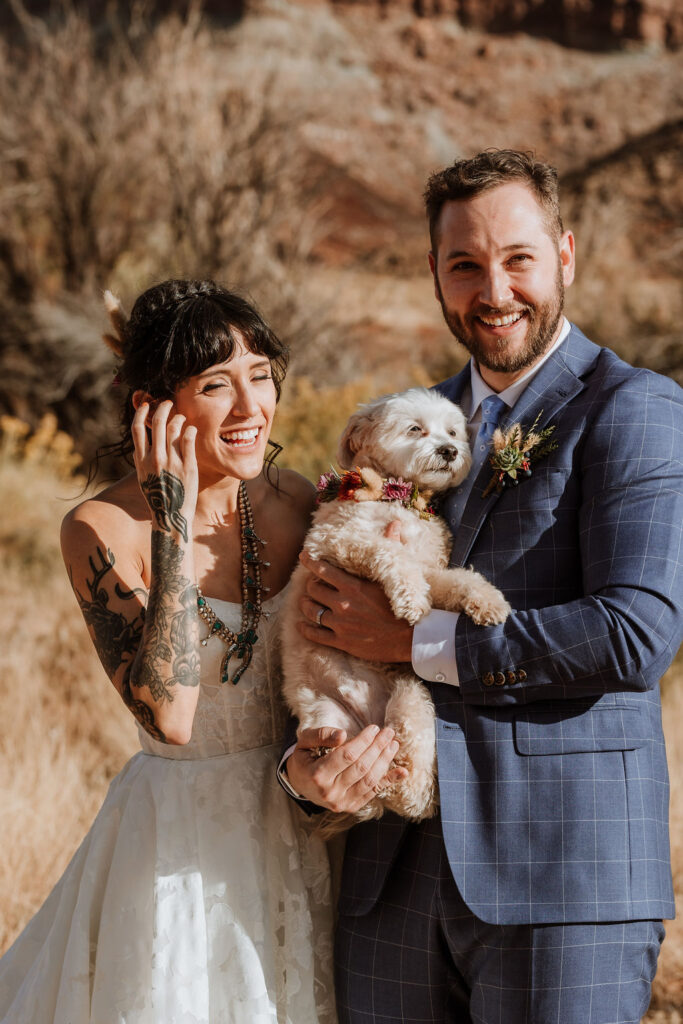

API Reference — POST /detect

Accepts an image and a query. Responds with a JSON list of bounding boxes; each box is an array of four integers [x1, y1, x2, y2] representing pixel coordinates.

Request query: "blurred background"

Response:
[[0, 0, 681, 1018]]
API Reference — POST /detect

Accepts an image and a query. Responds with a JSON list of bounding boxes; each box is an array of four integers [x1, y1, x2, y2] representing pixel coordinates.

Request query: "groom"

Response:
[[284, 149, 683, 1023]]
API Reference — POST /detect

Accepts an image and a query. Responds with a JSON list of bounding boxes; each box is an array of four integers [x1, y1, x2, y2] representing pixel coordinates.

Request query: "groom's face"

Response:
[[428, 182, 575, 381]]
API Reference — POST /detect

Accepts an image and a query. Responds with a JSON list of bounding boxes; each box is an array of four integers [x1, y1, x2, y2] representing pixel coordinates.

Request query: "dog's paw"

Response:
[[390, 591, 432, 625], [461, 578, 511, 626]]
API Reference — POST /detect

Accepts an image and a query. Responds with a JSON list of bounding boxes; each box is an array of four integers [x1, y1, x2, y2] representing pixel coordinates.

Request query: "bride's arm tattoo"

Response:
[[129, 532, 200, 721], [69, 546, 144, 678], [69, 547, 165, 740], [140, 470, 189, 543], [69, 536, 200, 742]]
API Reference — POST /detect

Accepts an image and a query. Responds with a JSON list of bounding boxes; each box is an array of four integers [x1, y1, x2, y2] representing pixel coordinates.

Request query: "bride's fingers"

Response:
[[150, 400, 173, 465], [181, 424, 197, 466], [131, 402, 150, 464], [165, 412, 187, 451]]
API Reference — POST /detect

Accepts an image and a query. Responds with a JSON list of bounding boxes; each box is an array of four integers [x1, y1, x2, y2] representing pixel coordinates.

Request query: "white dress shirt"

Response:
[[411, 318, 571, 685]]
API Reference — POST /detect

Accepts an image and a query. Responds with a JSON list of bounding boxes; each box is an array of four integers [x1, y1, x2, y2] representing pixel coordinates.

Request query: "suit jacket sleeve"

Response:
[[455, 370, 683, 705]]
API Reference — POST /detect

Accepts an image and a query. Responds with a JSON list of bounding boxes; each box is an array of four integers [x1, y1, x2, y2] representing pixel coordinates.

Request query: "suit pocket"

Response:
[[514, 706, 648, 755], [508, 467, 571, 507]]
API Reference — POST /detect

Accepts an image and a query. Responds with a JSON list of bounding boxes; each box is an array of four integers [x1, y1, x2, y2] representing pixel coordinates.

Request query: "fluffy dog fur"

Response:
[[280, 388, 510, 831]]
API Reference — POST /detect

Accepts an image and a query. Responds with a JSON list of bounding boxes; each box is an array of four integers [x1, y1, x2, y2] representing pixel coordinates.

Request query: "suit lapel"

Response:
[[446, 326, 595, 568]]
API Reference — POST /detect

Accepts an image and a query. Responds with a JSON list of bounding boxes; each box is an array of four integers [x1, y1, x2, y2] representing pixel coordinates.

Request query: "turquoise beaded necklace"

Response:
[[196, 481, 269, 685]]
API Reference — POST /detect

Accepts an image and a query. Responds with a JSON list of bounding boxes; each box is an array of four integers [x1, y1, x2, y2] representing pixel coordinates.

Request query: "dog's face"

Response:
[[338, 388, 471, 492]]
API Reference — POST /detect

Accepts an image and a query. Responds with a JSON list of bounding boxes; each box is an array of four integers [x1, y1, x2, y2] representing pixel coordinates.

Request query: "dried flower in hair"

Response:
[[102, 290, 128, 358]]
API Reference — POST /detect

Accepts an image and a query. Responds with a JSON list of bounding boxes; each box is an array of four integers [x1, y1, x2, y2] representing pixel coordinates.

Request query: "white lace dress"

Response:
[[0, 589, 337, 1024]]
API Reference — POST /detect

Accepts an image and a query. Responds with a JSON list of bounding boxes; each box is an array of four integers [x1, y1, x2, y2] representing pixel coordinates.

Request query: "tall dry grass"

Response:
[[0, 415, 681, 1020]]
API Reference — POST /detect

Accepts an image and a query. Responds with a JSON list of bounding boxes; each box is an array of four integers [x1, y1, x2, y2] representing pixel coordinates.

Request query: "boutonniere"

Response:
[[317, 467, 437, 519], [482, 411, 558, 498]]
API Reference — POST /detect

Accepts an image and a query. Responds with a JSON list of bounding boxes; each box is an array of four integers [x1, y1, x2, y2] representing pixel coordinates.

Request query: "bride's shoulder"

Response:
[[272, 468, 316, 504], [254, 469, 316, 553], [61, 472, 148, 555], [263, 468, 315, 519]]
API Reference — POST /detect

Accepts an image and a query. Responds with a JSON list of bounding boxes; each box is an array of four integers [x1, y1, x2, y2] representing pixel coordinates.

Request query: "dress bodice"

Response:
[[138, 587, 289, 759]]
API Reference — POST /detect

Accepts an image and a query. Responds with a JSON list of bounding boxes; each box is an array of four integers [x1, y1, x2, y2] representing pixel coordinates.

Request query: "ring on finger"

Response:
[[315, 605, 327, 628]]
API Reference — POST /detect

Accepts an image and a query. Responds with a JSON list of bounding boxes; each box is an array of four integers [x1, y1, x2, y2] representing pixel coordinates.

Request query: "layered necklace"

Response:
[[196, 481, 269, 685]]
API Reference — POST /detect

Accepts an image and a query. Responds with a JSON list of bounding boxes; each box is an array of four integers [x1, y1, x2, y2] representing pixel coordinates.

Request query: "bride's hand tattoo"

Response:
[[141, 470, 189, 542]]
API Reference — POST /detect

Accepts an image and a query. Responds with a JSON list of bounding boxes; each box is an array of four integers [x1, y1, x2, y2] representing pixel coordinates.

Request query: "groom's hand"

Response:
[[297, 550, 414, 663], [286, 724, 407, 813]]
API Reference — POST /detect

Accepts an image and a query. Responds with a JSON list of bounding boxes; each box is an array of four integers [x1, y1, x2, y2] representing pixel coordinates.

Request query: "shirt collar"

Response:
[[469, 317, 571, 419]]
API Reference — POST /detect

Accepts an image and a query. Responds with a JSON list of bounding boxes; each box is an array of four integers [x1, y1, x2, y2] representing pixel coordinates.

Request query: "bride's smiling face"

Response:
[[173, 338, 277, 482]]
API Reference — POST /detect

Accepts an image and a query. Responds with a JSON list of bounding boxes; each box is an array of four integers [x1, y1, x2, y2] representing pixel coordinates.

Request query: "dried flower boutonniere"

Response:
[[482, 411, 558, 498]]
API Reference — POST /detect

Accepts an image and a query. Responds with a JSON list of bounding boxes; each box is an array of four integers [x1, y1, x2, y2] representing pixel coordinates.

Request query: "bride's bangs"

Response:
[[164, 296, 289, 401]]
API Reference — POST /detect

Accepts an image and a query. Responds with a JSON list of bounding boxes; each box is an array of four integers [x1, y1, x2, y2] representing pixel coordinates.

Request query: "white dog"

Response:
[[280, 388, 510, 831]]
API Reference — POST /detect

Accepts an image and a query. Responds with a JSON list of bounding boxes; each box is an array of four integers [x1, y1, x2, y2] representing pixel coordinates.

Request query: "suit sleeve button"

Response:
[[482, 672, 495, 686], [435, 672, 445, 683], [494, 671, 506, 686], [517, 669, 527, 682], [506, 671, 517, 685]]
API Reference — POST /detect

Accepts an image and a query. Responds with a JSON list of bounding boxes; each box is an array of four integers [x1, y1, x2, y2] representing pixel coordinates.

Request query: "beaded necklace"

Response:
[[196, 481, 269, 685]]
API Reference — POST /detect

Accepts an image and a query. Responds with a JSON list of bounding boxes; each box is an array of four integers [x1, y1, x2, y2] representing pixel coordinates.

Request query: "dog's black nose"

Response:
[[436, 445, 458, 462]]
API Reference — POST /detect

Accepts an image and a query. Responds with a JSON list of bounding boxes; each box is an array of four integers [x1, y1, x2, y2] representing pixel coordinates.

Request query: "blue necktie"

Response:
[[475, 395, 508, 463], [446, 394, 507, 529]]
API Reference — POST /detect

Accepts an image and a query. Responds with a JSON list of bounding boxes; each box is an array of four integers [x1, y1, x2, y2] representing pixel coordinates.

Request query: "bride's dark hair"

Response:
[[96, 279, 288, 474]]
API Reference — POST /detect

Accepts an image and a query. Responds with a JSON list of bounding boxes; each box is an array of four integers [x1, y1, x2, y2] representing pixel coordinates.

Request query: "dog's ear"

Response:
[[337, 408, 378, 468]]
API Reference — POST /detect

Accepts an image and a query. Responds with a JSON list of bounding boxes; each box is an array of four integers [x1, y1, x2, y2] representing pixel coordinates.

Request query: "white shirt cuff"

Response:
[[277, 744, 304, 799], [411, 609, 460, 685]]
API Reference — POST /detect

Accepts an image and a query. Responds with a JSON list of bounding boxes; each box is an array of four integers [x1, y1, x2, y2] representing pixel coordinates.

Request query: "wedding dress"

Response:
[[0, 588, 336, 1023]]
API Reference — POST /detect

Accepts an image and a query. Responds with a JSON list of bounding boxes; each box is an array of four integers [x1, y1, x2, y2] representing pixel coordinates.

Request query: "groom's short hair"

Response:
[[424, 149, 564, 250]]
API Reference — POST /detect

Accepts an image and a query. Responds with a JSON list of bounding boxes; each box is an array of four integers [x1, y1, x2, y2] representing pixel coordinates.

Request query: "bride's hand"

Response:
[[132, 399, 198, 542]]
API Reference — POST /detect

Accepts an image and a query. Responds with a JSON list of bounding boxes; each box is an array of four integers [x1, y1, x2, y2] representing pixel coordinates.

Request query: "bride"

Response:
[[0, 279, 336, 1023]]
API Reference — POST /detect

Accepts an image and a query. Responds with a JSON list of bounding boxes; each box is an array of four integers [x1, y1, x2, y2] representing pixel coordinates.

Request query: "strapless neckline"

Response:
[[201, 579, 291, 609]]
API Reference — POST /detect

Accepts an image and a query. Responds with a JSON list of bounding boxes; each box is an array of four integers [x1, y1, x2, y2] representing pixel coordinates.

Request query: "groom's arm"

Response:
[[452, 374, 683, 705]]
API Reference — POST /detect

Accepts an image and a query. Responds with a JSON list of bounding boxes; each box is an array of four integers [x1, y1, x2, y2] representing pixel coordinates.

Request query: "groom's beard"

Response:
[[435, 263, 565, 375]]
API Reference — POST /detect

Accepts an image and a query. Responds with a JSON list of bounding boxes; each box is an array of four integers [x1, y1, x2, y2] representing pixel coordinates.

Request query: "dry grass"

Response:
[[0, 436, 138, 952], [0, 424, 681, 1020]]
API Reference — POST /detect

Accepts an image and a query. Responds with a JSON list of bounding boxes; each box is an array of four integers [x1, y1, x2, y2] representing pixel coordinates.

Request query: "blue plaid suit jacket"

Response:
[[339, 325, 682, 925]]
